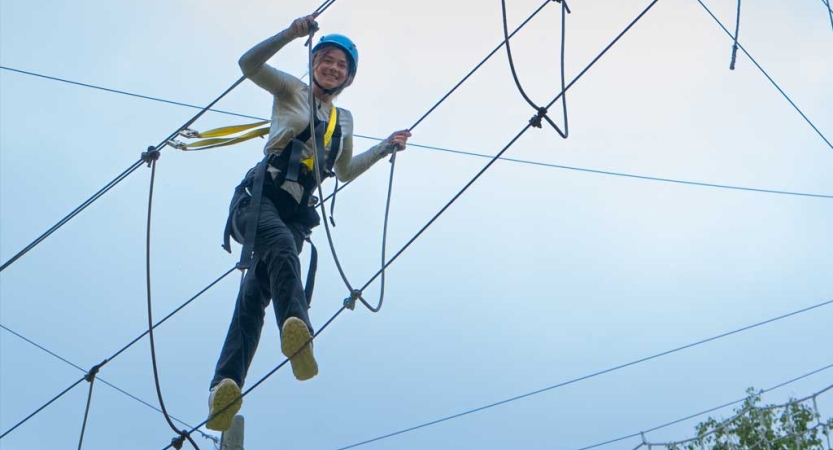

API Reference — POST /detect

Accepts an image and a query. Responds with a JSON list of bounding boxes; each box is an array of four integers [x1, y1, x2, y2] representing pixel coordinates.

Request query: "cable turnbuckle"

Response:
[[142, 146, 161, 166], [343, 289, 362, 310], [529, 107, 549, 128]]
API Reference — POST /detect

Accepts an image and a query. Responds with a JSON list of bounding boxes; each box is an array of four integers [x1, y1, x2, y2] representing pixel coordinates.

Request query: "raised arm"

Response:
[[238, 15, 317, 96]]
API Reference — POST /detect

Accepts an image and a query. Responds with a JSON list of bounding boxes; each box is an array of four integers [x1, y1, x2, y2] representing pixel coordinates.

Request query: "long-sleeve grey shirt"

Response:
[[239, 29, 389, 203]]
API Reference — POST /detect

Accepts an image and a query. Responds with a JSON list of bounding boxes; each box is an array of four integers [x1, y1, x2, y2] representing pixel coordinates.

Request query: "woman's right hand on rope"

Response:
[[287, 14, 319, 39]]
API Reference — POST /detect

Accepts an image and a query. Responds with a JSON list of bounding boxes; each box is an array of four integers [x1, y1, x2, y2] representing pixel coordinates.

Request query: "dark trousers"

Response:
[[211, 195, 313, 389]]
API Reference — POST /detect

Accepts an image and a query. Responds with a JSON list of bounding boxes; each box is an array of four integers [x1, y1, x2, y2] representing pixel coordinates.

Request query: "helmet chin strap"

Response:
[[312, 76, 344, 96]]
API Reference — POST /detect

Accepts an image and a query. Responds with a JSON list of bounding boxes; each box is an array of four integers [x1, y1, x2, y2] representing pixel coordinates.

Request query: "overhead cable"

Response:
[[328, 299, 833, 450], [1, 67, 828, 201], [695, 0, 832, 151]]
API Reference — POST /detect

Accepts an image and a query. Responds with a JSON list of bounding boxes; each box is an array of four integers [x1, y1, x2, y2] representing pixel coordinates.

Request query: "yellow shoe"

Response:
[[281, 317, 318, 381], [206, 378, 242, 432]]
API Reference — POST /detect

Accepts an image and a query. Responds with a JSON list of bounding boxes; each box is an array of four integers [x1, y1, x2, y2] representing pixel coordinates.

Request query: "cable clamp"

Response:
[[177, 128, 201, 139], [84, 359, 107, 383], [142, 146, 161, 166], [343, 289, 362, 310], [554, 0, 572, 14], [170, 431, 188, 450], [529, 107, 548, 128]]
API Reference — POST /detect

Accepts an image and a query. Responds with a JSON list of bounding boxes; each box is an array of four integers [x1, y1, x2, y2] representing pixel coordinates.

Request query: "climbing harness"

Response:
[[221, 103, 342, 306]]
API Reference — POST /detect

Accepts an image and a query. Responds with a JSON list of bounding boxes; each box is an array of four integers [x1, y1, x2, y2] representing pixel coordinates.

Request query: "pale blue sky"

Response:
[[1, 1, 832, 449]]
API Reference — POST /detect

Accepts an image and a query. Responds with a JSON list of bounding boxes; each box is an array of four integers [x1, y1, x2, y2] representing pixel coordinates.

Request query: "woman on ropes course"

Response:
[[207, 14, 411, 432]]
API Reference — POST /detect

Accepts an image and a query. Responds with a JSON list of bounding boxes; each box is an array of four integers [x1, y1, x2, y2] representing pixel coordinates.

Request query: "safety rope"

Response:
[[730, 0, 742, 70], [76, 360, 105, 450], [6, 0, 830, 446], [695, 0, 832, 151], [156, 3, 674, 447], [3, 0, 658, 443], [501, 0, 569, 138]]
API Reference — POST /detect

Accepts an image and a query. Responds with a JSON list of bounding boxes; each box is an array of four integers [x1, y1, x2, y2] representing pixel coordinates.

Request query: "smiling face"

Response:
[[313, 47, 353, 92]]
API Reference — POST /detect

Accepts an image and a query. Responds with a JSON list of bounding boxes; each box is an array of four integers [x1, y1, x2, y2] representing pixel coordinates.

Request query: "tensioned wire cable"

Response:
[[0, 324, 219, 446], [0, 71, 245, 274], [357, 0, 662, 293], [573, 363, 833, 450], [155, 2, 680, 447], [694, 0, 832, 151], [0, 267, 236, 440], [2, 63, 829, 202], [1, 0, 554, 438], [155, 1, 666, 446], [327, 299, 833, 450], [303, 0, 564, 313]]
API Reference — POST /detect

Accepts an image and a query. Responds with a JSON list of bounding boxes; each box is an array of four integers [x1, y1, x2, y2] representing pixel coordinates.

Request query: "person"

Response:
[[206, 14, 411, 432]]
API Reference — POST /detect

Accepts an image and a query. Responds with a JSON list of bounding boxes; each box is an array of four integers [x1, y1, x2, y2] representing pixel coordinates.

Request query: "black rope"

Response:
[[825, 0, 833, 32], [76, 361, 106, 450], [311, 0, 564, 312], [694, 0, 832, 150], [409, 0, 555, 131], [501, 0, 569, 138], [0, 377, 85, 439], [730, 0, 741, 70], [149, 1, 668, 447], [143, 158, 201, 450], [361, 0, 663, 292]]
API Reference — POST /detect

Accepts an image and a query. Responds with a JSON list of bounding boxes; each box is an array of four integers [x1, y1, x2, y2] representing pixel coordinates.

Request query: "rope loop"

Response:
[[142, 146, 161, 166], [344, 289, 362, 310], [529, 107, 549, 128]]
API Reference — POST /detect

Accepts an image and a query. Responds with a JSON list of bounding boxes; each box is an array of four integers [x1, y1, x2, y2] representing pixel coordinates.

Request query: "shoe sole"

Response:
[[281, 318, 318, 381], [206, 380, 242, 432]]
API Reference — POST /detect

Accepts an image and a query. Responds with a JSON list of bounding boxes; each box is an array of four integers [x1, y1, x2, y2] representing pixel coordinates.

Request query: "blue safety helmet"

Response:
[[313, 34, 359, 76]]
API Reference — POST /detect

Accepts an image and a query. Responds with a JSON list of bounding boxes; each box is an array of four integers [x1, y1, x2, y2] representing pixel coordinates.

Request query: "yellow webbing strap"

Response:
[[192, 120, 269, 138], [301, 105, 338, 171], [179, 126, 270, 151]]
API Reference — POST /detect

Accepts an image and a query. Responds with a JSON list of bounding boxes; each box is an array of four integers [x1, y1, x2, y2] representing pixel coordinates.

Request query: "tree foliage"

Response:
[[669, 388, 832, 450]]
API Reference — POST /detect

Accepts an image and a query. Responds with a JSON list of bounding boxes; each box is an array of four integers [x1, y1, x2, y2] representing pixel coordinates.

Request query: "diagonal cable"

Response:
[[0, 324, 219, 445], [0, 67, 246, 273], [360, 0, 663, 292], [570, 362, 833, 450], [306, 0, 562, 313], [0, 267, 235, 440], [2, 67, 827, 201], [328, 299, 833, 450], [158, 1, 667, 447], [694, 0, 832, 150]]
